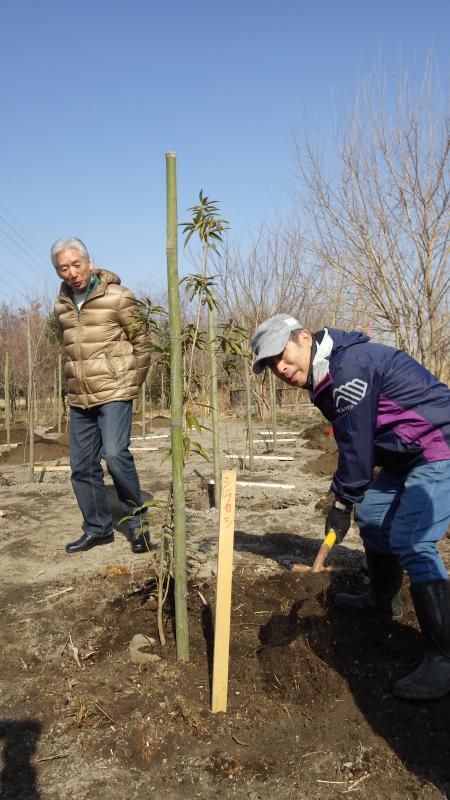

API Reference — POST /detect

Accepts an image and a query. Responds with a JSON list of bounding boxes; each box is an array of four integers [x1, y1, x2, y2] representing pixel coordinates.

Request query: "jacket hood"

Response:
[[95, 268, 121, 286], [327, 328, 370, 354]]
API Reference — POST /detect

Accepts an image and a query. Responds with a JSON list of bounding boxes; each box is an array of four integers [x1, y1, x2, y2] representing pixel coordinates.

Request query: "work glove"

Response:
[[325, 501, 352, 544]]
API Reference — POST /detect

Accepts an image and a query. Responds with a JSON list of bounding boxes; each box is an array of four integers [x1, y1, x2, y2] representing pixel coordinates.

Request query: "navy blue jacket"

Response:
[[310, 329, 450, 504]]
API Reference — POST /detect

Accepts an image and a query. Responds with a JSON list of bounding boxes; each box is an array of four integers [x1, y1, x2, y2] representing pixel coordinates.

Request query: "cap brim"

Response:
[[252, 332, 290, 374]]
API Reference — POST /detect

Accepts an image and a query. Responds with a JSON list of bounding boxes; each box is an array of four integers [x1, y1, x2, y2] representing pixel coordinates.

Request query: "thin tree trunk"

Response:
[[269, 371, 277, 448], [27, 320, 34, 482], [208, 304, 220, 506], [4, 353, 10, 451], [165, 151, 189, 662], [53, 367, 57, 428], [243, 345, 254, 471]]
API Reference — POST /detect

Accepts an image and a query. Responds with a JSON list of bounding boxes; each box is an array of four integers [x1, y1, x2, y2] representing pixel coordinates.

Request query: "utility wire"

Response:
[[0, 200, 49, 261], [0, 238, 58, 289], [0, 258, 43, 300], [0, 224, 56, 280], [0, 214, 50, 271], [0, 268, 30, 301]]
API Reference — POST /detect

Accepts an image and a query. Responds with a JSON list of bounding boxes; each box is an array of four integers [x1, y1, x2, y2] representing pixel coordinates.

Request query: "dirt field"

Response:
[[1, 412, 450, 800]]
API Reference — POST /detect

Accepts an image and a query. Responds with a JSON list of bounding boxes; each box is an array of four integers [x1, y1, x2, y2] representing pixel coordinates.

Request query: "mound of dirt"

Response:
[[306, 450, 338, 477], [0, 435, 69, 464], [302, 421, 338, 453]]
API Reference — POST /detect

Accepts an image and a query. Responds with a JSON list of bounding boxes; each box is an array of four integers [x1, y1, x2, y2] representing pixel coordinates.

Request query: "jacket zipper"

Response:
[[59, 282, 108, 408]]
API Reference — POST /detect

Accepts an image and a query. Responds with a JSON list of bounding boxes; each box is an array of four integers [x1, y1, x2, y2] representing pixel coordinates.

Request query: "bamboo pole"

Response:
[[166, 151, 189, 662], [4, 352, 10, 451], [57, 353, 62, 435], [243, 344, 254, 471], [208, 305, 221, 507], [148, 370, 153, 431], [27, 320, 34, 482], [211, 469, 237, 713], [269, 371, 277, 448], [161, 369, 165, 411], [141, 381, 146, 440]]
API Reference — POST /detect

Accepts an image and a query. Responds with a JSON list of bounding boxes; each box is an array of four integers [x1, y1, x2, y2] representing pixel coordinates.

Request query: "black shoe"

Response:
[[394, 580, 450, 700], [129, 530, 151, 554], [65, 533, 114, 553], [334, 548, 404, 620]]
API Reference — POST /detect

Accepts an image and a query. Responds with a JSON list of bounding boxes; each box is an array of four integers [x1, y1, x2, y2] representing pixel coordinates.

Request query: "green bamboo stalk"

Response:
[[269, 370, 277, 448], [4, 352, 10, 451], [148, 370, 153, 431], [141, 381, 146, 441], [243, 343, 254, 471], [208, 304, 221, 506], [27, 320, 34, 482], [165, 151, 189, 662], [57, 353, 62, 435]]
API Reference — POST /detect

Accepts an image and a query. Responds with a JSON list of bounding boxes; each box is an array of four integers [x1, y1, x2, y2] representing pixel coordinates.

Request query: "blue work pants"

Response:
[[355, 461, 450, 584]]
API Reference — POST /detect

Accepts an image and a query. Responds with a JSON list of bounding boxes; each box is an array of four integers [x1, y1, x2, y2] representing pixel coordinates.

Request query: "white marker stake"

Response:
[[211, 469, 237, 713]]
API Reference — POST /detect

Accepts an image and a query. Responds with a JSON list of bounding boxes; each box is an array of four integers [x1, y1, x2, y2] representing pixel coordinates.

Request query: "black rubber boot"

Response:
[[334, 548, 404, 620], [394, 580, 450, 700]]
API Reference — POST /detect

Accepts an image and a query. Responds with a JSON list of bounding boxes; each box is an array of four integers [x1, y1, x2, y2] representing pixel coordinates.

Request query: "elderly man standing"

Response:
[[251, 314, 450, 700], [52, 236, 151, 555]]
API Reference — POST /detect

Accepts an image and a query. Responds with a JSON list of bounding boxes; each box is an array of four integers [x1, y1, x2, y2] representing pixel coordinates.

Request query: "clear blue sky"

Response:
[[0, 0, 448, 306]]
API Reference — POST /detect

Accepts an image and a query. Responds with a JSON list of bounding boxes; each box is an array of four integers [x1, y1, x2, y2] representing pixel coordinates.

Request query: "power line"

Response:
[[0, 264, 31, 301], [0, 237, 58, 289], [0, 201, 49, 261], [0, 223, 55, 280], [0, 214, 50, 280]]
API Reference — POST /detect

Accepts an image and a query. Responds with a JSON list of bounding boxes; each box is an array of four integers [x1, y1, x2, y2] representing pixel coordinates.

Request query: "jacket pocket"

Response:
[[104, 353, 118, 379]]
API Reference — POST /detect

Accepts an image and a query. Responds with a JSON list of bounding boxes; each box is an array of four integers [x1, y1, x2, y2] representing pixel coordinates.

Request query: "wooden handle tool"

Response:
[[311, 530, 337, 573]]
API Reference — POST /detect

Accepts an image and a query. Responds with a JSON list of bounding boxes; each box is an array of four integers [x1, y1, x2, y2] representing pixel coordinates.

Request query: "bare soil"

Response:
[[1, 412, 449, 800]]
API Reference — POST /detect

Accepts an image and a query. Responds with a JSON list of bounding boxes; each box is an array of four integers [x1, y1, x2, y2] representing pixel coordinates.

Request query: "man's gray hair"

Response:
[[50, 237, 90, 268]]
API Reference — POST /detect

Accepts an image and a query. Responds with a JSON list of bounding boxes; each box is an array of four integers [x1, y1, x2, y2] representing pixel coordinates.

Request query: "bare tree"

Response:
[[295, 62, 450, 377], [217, 225, 331, 332]]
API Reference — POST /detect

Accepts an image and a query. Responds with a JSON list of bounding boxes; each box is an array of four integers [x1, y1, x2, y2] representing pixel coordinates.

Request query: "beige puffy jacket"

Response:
[[54, 269, 151, 409]]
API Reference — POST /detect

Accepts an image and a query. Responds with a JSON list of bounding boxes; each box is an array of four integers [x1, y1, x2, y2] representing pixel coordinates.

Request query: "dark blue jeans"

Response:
[[70, 401, 142, 538], [355, 461, 450, 584]]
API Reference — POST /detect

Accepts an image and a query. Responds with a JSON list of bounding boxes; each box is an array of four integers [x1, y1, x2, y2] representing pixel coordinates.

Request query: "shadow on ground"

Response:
[[257, 571, 450, 797], [0, 719, 42, 800]]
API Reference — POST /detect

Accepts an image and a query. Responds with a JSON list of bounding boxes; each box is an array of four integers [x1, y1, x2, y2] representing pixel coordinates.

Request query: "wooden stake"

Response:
[[208, 479, 295, 490], [225, 454, 294, 461], [258, 431, 301, 435], [256, 438, 297, 444], [34, 465, 71, 472], [211, 469, 237, 713], [130, 446, 159, 452]]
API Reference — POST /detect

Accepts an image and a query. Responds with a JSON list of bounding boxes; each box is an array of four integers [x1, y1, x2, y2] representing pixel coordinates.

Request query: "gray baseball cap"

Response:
[[251, 314, 303, 374]]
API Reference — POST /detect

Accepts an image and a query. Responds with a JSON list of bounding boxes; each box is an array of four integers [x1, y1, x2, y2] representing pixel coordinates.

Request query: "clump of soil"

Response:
[[306, 450, 338, 477], [302, 421, 337, 453], [300, 421, 338, 477]]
